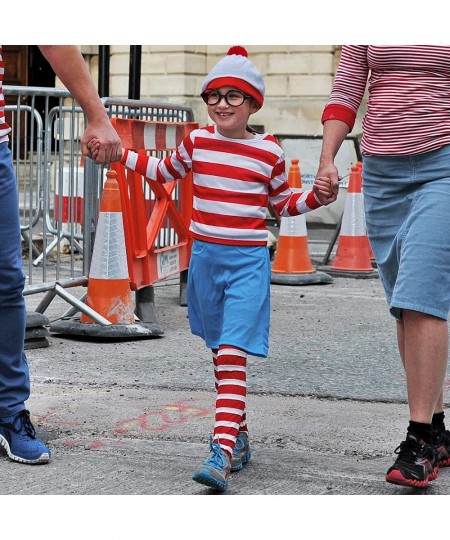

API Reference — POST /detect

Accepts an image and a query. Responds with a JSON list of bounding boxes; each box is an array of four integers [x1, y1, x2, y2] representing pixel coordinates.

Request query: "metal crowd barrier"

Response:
[[110, 118, 198, 312], [4, 86, 195, 326], [274, 133, 363, 265]]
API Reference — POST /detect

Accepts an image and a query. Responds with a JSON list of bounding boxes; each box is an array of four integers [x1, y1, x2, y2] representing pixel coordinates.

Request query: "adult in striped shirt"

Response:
[[92, 46, 338, 491], [0, 46, 122, 467], [316, 45, 450, 488]]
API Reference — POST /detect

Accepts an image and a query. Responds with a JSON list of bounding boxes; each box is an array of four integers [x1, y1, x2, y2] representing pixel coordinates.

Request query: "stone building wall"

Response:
[[81, 45, 365, 137]]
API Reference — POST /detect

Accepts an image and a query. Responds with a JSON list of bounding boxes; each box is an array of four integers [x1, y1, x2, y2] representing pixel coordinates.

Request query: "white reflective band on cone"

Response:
[[340, 193, 366, 236], [89, 212, 129, 279], [278, 214, 308, 237]]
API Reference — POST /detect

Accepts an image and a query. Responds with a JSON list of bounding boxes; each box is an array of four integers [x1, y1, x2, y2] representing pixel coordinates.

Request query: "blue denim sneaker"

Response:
[[0, 410, 51, 464], [192, 438, 231, 491], [231, 431, 252, 472]]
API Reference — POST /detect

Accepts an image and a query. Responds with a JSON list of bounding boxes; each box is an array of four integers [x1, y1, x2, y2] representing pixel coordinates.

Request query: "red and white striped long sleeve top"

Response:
[[122, 125, 322, 246], [0, 46, 12, 143], [322, 45, 450, 156]]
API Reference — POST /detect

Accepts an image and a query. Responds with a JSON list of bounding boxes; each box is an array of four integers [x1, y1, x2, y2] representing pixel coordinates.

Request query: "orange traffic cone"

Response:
[[329, 165, 377, 277], [356, 161, 376, 264], [271, 159, 333, 285], [80, 170, 135, 324], [287, 158, 302, 189]]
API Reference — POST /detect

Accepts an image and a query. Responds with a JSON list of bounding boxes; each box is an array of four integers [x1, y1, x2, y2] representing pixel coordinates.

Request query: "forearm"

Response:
[[319, 120, 350, 163], [122, 148, 167, 183], [314, 119, 351, 189], [38, 45, 108, 123], [39, 45, 122, 163]]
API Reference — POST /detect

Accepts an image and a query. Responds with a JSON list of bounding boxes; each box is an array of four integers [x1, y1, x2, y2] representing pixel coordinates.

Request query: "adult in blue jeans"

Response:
[[316, 45, 450, 488], [0, 45, 122, 464]]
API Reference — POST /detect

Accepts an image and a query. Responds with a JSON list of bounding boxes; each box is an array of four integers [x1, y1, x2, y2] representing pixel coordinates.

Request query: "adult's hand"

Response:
[[81, 118, 122, 164]]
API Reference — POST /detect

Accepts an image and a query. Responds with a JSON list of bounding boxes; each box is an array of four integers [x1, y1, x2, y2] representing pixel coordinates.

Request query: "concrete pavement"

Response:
[[3, 234, 450, 536], [7, 273, 450, 489]]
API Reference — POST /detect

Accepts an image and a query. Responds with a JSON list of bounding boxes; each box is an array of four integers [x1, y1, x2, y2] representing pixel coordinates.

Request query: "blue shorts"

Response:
[[363, 145, 450, 320], [187, 240, 271, 357]]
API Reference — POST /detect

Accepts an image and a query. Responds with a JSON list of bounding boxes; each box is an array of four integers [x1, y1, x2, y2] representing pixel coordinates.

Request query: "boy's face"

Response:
[[202, 85, 260, 139]]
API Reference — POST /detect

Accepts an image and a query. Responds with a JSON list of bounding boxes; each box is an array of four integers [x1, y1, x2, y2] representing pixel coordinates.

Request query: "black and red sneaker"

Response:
[[433, 429, 450, 468], [385, 432, 438, 488]]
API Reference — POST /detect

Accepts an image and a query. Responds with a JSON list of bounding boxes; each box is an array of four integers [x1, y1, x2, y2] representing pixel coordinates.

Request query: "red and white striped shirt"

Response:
[[122, 125, 322, 246], [322, 45, 450, 156], [0, 46, 11, 143]]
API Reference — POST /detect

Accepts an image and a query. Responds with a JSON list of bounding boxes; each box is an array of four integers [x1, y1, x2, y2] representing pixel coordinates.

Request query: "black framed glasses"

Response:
[[201, 89, 252, 107]]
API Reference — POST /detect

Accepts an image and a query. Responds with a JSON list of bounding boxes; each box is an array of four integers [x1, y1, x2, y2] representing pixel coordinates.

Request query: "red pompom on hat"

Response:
[[227, 46, 248, 57], [201, 46, 265, 107]]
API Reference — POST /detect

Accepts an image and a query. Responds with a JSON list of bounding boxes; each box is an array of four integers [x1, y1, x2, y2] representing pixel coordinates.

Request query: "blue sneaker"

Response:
[[231, 431, 252, 472], [0, 410, 51, 464], [192, 438, 231, 491]]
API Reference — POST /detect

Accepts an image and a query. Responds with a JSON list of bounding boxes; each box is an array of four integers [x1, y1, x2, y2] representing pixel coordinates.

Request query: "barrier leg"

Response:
[[135, 286, 159, 324], [179, 269, 188, 307]]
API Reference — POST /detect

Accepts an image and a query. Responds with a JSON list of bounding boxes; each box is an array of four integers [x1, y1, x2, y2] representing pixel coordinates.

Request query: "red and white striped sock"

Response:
[[213, 348, 248, 435], [212, 345, 247, 458]]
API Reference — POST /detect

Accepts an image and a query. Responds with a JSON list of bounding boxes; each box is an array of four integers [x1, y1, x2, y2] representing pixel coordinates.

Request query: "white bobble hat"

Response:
[[201, 46, 265, 108]]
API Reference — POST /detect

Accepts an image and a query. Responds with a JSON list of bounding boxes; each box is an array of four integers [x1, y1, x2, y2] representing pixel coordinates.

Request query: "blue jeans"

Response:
[[0, 142, 29, 417], [363, 144, 450, 321]]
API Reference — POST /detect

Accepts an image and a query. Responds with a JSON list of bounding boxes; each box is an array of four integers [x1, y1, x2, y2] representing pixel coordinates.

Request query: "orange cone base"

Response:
[[271, 236, 315, 274], [271, 236, 333, 285], [331, 236, 374, 272], [271, 270, 333, 285], [80, 278, 135, 324]]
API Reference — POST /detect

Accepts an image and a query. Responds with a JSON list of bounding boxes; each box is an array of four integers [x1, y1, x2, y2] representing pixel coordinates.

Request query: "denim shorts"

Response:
[[363, 144, 450, 320], [187, 239, 271, 357]]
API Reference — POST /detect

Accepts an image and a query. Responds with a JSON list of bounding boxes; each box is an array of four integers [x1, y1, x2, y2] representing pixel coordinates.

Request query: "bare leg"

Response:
[[396, 309, 448, 423]]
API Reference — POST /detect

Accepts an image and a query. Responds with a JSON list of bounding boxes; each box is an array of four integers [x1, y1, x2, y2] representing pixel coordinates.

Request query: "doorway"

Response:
[[3, 45, 58, 152], [3, 45, 56, 87]]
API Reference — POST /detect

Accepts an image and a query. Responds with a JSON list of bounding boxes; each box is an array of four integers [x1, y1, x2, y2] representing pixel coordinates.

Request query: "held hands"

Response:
[[86, 139, 339, 206], [312, 175, 339, 206], [88, 138, 123, 163], [81, 118, 122, 165], [313, 160, 340, 206]]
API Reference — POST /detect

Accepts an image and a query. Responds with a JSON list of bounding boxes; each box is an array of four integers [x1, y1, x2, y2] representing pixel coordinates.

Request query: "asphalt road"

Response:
[[4, 233, 450, 538]]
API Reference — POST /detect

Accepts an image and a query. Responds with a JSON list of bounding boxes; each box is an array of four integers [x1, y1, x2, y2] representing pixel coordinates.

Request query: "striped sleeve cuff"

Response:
[[321, 104, 356, 131], [294, 190, 322, 214], [121, 148, 129, 165], [306, 191, 322, 210]]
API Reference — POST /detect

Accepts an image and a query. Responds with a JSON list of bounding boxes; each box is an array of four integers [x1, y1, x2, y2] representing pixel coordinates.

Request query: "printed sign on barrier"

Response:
[[274, 134, 362, 226]]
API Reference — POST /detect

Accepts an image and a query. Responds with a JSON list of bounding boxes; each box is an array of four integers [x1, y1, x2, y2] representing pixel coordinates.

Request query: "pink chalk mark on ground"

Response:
[[115, 399, 212, 434]]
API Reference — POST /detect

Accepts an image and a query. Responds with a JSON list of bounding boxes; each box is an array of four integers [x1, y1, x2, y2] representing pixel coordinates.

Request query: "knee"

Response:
[[0, 266, 25, 300]]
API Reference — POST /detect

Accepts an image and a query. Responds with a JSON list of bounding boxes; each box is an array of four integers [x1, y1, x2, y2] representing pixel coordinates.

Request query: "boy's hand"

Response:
[[88, 139, 123, 162], [87, 138, 100, 160]]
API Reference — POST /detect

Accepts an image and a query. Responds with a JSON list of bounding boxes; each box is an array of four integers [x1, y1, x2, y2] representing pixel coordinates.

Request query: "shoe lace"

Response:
[[394, 438, 423, 464], [208, 437, 227, 468], [234, 433, 246, 453], [13, 410, 37, 439], [234, 438, 243, 453]]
